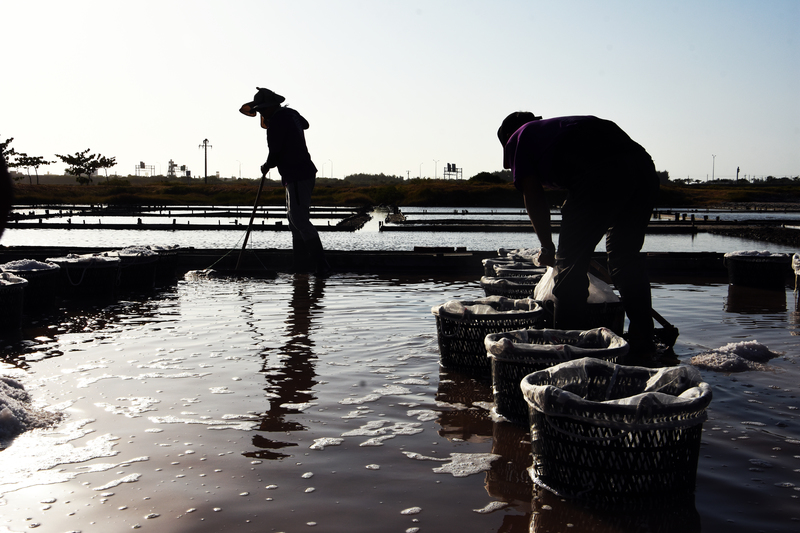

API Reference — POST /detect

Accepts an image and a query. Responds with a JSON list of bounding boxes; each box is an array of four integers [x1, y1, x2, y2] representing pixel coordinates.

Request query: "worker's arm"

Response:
[[520, 176, 555, 266]]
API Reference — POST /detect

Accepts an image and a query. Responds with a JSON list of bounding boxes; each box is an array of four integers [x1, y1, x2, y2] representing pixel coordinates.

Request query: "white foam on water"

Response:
[[147, 415, 257, 431], [394, 378, 428, 385], [309, 437, 344, 450], [473, 501, 509, 514], [341, 409, 371, 419], [92, 473, 143, 491], [280, 402, 318, 411], [401, 451, 501, 477], [402, 451, 447, 463], [342, 421, 423, 442], [407, 409, 438, 422], [339, 393, 382, 405], [0, 418, 149, 497], [95, 397, 160, 418], [359, 435, 396, 447], [378, 384, 413, 396], [341, 420, 391, 437]]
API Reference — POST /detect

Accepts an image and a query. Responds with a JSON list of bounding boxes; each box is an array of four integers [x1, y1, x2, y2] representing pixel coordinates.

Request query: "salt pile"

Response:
[[0, 259, 59, 272], [0, 376, 63, 445], [690, 340, 782, 372], [112, 246, 157, 258], [0, 272, 27, 286]]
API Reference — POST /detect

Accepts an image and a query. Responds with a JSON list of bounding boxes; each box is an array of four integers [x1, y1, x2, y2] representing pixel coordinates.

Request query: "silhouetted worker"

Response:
[[498, 112, 660, 356], [240, 87, 330, 276], [0, 154, 12, 239]]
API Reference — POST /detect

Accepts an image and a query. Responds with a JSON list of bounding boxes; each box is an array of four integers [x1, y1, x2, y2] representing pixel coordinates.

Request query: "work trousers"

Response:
[[552, 153, 660, 349], [285, 178, 319, 243]]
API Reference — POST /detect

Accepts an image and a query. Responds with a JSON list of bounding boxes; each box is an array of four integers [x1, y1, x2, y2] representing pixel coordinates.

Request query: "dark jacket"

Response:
[[504, 115, 649, 191], [265, 107, 317, 185]]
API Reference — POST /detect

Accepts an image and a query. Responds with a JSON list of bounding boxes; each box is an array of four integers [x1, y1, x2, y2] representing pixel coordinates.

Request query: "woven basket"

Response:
[[149, 245, 181, 282], [432, 296, 543, 374], [723, 252, 791, 290], [480, 275, 542, 299], [109, 249, 159, 292], [485, 328, 628, 424], [482, 257, 518, 277], [47, 255, 120, 301], [0, 262, 60, 314], [0, 273, 28, 334], [522, 357, 712, 508]]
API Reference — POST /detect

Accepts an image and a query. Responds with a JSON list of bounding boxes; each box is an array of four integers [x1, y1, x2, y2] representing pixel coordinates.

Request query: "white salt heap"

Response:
[[723, 250, 789, 258], [0, 259, 59, 272], [0, 376, 63, 445], [0, 272, 27, 286], [690, 340, 783, 372]]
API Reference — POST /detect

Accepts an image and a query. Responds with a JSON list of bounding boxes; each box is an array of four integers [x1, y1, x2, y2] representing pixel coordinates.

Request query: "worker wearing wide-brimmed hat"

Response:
[[240, 87, 330, 275], [497, 111, 660, 358]]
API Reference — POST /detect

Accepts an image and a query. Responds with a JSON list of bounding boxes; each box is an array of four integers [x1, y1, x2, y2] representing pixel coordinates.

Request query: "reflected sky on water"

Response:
[[3, 207, 799, 254]]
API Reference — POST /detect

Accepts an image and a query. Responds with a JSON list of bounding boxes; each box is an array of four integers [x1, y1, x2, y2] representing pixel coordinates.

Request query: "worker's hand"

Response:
[[536, 246, 555, 267], [260, 163, 270, 175]]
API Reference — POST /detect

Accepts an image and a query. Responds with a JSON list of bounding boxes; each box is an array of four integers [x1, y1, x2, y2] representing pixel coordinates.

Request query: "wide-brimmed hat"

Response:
[[239, 87, 285, 116]]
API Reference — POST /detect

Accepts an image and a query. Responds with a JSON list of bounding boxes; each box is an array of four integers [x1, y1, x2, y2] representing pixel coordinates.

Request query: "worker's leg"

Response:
[[553, 188, 609, 330], [286, 179, 330, 276], [606, 156, 660, 352]]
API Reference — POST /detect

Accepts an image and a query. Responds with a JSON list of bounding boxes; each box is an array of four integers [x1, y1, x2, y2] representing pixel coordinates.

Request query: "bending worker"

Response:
[[498, 112, 660, 356], [240, 87, 330, 276]]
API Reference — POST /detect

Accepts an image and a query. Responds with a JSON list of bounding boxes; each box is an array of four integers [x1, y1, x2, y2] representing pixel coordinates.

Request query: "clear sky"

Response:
[[2, 0, 798, 182]]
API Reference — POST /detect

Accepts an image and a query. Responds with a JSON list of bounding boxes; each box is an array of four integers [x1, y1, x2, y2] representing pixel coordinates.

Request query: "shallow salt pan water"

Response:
[[0, 273, 798, 532]]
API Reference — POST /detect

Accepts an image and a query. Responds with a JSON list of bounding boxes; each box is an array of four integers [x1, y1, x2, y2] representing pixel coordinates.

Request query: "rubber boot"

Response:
[[306, 236, 332, 277], [291, 232, 310, 273]]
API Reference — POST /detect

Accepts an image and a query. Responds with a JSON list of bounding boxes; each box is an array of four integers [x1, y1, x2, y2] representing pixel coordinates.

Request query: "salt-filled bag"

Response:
[[533, 267, 619, 303]]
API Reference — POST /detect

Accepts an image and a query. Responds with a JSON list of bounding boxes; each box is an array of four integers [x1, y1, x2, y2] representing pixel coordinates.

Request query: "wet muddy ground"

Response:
[[0, 272, 798, 532]]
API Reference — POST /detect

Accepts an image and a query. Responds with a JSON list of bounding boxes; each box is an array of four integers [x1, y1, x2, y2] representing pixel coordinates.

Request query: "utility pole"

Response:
[[711, 154, 716, 181], [199, 139, 212, 184]]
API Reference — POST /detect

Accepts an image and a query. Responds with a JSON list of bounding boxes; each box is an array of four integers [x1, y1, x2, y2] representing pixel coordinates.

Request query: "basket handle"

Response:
[[66, 266, 89, 287]]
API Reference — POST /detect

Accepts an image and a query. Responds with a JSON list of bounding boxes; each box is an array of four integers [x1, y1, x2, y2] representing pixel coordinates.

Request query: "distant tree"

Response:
[[1, 136, 16, 159], [468, 170, 512, 184], [96, 154, 117, 182], [15, 154, 53, 184], [55, 148, 103, 185], [656, 170, 670, 185], [343, 173, 404, 185], [1, 136, 20, 172]]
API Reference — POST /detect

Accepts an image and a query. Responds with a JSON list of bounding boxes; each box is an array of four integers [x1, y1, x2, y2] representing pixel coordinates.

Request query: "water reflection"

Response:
[[486, 421, 532, 504], [247, 274, 325, 459], [724, 285, 786, 313], [435, 367, 493, 443], [1, 291, 172, 370], [530, 487, 700, 533]]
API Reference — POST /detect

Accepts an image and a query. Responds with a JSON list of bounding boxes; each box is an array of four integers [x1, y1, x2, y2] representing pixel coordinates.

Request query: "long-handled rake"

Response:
[[236, 172, 267, 271]]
